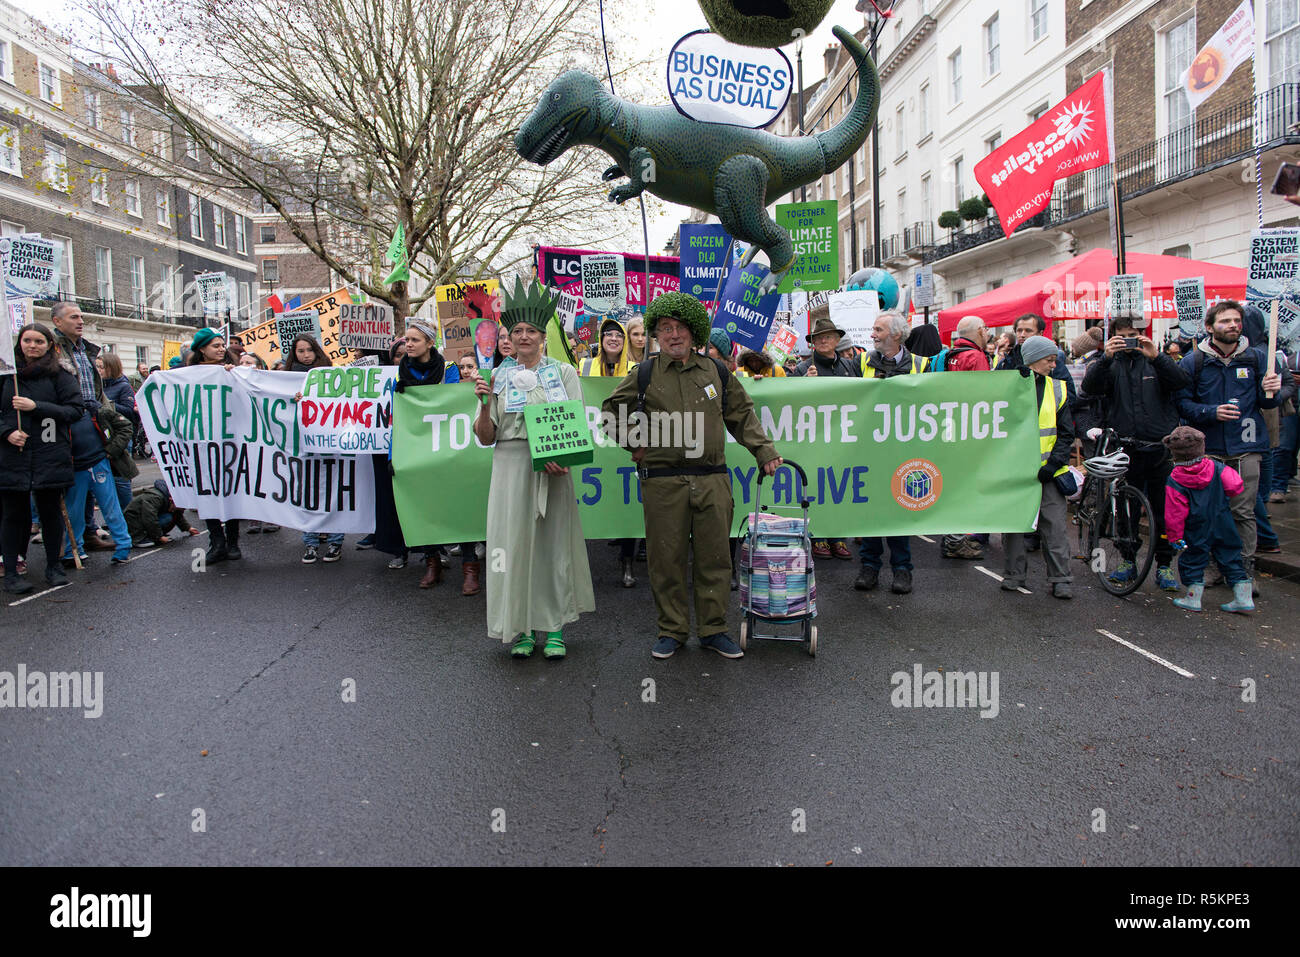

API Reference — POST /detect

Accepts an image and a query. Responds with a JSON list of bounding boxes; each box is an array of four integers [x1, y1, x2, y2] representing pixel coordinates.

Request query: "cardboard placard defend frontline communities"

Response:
[[338, 301, 395, 352]]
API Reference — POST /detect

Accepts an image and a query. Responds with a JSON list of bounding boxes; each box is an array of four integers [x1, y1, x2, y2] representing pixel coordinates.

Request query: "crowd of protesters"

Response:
[[3, 293, 1297, 631]]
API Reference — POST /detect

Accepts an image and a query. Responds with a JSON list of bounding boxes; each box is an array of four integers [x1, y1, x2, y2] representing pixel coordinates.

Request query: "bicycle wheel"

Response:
[[1093, 484, 1156, 597]]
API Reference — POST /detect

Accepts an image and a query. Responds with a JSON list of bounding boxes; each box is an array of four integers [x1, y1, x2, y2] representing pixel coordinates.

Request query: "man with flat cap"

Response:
[[603, 292, 783, 660]]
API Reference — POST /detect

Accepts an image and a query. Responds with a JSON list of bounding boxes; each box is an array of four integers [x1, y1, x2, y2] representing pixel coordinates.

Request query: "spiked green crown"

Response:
[[501, 276, 559, 332], [646, 291, 711, 347]]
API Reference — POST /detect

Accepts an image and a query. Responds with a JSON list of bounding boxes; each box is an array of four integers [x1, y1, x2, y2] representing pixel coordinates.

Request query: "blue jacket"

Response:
[[103, 374, 138, 423], [1175, 338, 1286, 456]]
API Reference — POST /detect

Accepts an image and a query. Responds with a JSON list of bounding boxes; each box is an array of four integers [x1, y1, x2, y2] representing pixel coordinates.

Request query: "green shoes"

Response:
[[510, 633, 536, 658], [542, 632, 566, 660]]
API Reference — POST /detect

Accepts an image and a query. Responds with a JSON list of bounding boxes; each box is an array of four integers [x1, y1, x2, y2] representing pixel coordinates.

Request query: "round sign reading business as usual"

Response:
[[667, 31, 792, 129]]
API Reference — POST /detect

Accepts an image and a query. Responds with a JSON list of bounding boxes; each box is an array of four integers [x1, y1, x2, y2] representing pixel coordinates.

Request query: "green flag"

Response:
[[546, 311, 577, 367], [384, 222, 410, 285]]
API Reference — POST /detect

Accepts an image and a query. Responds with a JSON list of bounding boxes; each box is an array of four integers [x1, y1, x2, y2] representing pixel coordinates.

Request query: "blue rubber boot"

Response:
[[1172, 583, 1203, 611], [1219, 582, 1255, 615]]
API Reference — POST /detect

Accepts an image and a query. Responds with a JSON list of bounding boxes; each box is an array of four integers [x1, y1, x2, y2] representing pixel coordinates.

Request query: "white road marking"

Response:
[[8, 583, 72, 606], [974, 564, 1032, 594], [1096, 628, 1195, 679], [917, 535, 935, 543]]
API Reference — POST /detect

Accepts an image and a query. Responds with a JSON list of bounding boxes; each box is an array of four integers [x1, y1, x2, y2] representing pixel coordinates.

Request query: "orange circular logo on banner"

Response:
[[892, 459, 942, 511], [1187, 48, 1224, 92]]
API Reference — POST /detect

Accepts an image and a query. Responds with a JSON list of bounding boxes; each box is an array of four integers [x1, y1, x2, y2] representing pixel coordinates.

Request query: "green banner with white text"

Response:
[[392, 373, 1043, 543]]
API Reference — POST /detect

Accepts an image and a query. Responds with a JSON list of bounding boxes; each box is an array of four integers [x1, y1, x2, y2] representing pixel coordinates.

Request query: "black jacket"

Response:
[[794, 351, 861, 377], [0, 365, 83, 492], [103, 374, 138, 424], [1083, 349, 1192, 443], [998, 343, 1077, 402]]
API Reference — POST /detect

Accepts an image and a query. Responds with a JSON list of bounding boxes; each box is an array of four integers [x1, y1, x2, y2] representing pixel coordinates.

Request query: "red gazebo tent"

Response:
[[935, 248, 1246, 339]]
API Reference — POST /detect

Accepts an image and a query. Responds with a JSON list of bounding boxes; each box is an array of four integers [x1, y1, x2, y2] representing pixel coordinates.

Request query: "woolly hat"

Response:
[[646, 292, 711, 347], [168, 355, 184, 368], [1163, 425, 1206, 463], [191, 327, 221, 352], [1072, 326, 1103, 358], [708, 327, 733, 357], [1020, 335, 1057, 366], [836, 333, 856, 353]]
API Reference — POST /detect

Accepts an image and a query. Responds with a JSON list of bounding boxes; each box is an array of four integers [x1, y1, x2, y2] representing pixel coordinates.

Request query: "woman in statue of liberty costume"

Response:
[[471, 278, 594, 659]]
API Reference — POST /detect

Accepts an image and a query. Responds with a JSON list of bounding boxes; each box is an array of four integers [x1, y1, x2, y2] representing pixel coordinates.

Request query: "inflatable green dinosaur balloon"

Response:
[[698, 0, 835, 48], [517, 25, 877, 294]]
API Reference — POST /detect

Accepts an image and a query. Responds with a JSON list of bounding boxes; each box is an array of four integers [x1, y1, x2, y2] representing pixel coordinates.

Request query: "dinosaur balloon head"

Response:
[[697, 0, 835, 48], [517, 71, 607, 166]]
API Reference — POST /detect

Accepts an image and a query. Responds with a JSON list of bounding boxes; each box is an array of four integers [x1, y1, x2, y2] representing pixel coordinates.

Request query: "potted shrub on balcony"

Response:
[[959, 196, 989, 224], [938, 209, 961, 241]]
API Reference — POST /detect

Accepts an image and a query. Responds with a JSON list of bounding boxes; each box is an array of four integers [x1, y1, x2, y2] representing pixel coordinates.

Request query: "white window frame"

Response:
[[897, 189, 907, 235], [952, 156, 964, 209], [213, 203, 226, 247], [1029, 0, 1049, 44], [38, 62, 61, 105], [153, 129, 170, 160], [95, 246, 114, 302], [263, 258, 279, 283], [119, 107, 135, 146], [129, 255, 146, 306], [985, 132, 1002, 155], [919, 83, 931, 140], [984, 14, 1001, 79], [85, 90, 101, 129], [1266, 0, 1300, 90], [0, 121, 19, 175], [0, 40, 12, 84], [1157, 15, 1196, 138], [921, 173, 933, 224], [52, 235, 73, 295], [895, 103, 906, 156], [156, 189, 171, 228], [185, 134, 199, 161], [188, 192, 203, 240], [949, 49, 962, 106], [44, 142, 68, 192], [235, 213, 247, 254], [124, 178, 141, 217], [90, 170, 108, 206], [1, 220, 23, 237]]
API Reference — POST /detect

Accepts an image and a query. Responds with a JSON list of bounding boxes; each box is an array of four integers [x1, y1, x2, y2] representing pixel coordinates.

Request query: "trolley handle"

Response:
[[756, 458, 811, 508]]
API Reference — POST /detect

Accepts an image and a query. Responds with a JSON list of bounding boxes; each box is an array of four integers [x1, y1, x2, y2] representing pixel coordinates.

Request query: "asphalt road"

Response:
[[2, 523, 1297, 866]]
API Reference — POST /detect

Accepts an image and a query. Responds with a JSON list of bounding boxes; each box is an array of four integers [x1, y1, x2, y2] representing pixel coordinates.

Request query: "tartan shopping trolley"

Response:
[[736, 459, 818, 656]]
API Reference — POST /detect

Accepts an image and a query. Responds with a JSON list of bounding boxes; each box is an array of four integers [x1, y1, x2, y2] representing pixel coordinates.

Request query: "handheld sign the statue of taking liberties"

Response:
[[338, 301, 395, 352], [276, 309, 322, 357], [667, 31, 792, 129], [1108, 274, 1145, 324], [2, 235, 61, 299], [580, 254, 625, 315], [524, 398, 594, 472], [1173, 277, 1206, 339]]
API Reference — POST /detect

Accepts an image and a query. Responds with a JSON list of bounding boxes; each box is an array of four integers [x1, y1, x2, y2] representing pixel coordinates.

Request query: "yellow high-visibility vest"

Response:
[[1039, 377, 1069, 478], [860, 352, 929, 377]]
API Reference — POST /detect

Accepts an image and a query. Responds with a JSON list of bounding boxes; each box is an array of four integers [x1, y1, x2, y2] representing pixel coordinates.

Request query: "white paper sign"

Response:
[[2, 236, 61, 299], [1108, 274, 1145, 322], [912, 266, 935, 309], [580, 254, 625, 315], [276, 309, 323, 357], [1173, 277, 1205, 338], [827, 290, 879, 347], [197, 271, 228, 313], [556, 288, 582, 333]]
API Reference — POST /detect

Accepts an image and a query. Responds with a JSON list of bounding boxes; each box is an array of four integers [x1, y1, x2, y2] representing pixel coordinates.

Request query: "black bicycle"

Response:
[[1074, 429, 1157, 596]]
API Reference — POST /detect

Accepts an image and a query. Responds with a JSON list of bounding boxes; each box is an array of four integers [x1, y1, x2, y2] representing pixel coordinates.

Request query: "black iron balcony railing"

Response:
[[922, 82, 1300, 265], [903, 221, 934, 252], [880, 233, 905, 262]]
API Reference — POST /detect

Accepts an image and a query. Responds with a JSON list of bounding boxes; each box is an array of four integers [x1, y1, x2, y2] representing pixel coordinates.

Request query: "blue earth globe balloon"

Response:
[[845, 267, 900, 310]]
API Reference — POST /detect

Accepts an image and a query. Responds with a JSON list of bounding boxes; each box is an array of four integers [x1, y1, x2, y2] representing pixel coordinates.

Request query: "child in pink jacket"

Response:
[[1163, 426, 1252, 614]]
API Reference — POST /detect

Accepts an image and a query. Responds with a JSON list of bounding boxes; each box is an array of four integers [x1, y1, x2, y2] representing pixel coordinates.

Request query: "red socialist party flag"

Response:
[[976, 72, 1112, 235]]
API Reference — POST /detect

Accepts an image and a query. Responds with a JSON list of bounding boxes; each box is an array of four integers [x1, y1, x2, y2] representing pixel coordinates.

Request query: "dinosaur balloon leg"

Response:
[[715, 155, 793, 294]]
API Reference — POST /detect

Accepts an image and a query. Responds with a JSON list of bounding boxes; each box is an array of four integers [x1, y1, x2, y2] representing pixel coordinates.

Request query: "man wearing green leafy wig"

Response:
[[602, 292, 782, 660]]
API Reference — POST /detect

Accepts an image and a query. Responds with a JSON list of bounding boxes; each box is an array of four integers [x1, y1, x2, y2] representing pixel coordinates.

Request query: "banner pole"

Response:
[[59, 499, 82, 570]]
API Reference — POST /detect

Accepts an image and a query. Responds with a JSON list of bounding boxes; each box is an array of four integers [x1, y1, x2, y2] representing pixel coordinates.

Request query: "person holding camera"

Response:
[[1082, 312, 1191, 591]]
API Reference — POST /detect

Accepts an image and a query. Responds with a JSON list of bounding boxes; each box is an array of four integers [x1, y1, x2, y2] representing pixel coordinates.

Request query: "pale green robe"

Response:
[[486, 357, 595, 641]]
